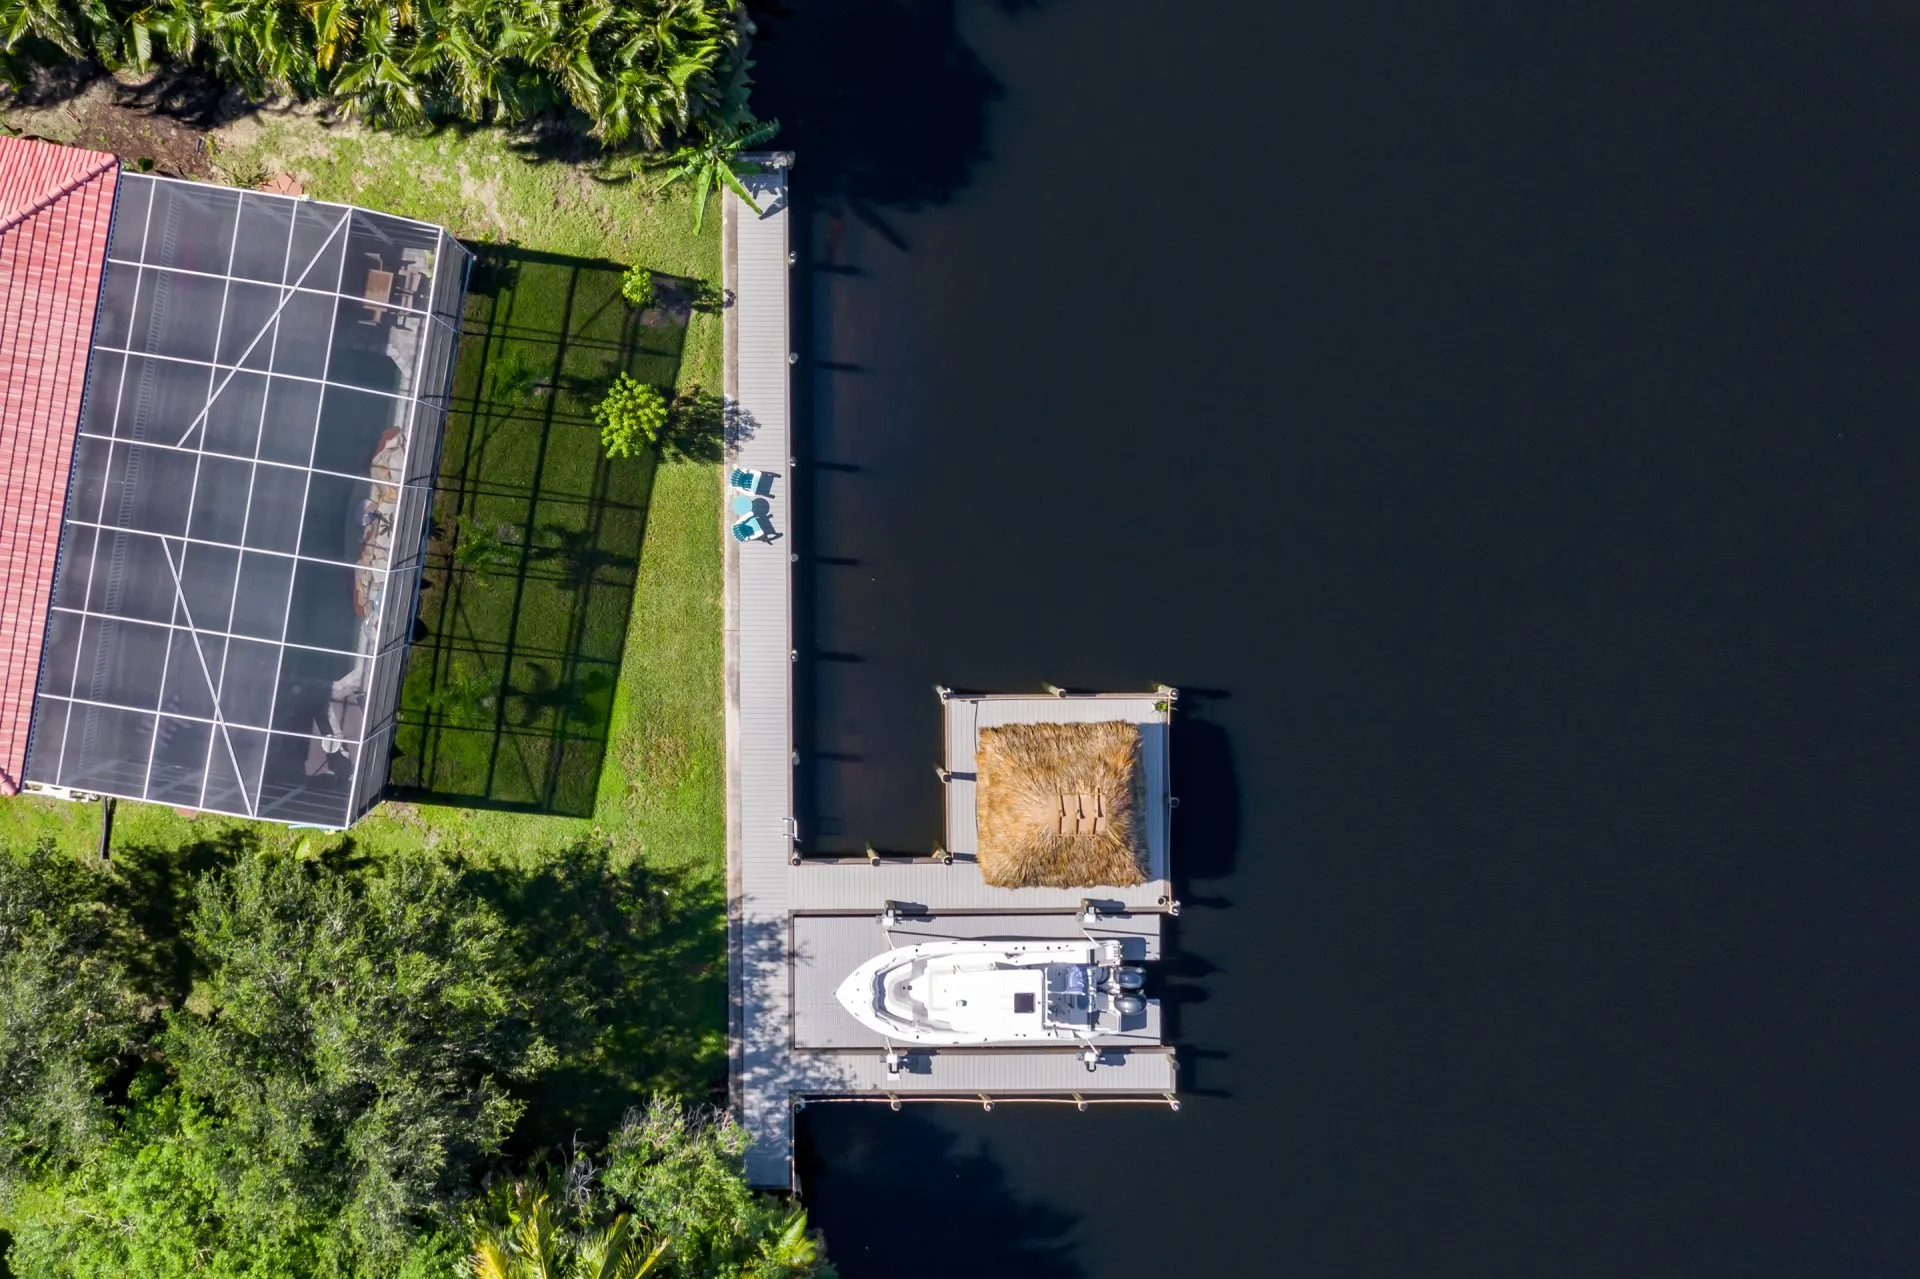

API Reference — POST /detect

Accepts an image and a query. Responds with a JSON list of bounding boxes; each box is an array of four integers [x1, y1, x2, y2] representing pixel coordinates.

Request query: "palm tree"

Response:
[[470, 1177, 671, 1279], [745, 1206, 826, 1278], [0, 0, 135, 84], [326, 0, 433, 127], [0, 0, 89, 62], [155, 0, 320, 98], [657, 116, 781, 233]]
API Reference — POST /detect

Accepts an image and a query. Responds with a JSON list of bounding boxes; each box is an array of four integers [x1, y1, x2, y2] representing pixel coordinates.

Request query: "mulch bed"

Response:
[[2, 65, 252, 179]]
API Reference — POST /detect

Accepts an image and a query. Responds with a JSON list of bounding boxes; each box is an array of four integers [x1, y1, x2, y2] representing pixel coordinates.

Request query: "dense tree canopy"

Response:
[[0, 0, 753, 145], [0, 843, 827, 1279], [0, 844, 140, 1200], [4, 850, 544, 1274], [3, 1075, 465, 1278], [162, 851, 552, 1261]]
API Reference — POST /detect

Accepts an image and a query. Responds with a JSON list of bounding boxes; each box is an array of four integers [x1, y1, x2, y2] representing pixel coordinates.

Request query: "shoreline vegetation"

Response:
[[0, 4, 794, 1270]]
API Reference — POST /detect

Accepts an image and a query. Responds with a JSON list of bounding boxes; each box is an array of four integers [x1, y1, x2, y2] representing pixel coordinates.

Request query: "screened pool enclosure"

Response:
[[24, 174, 471, 827]]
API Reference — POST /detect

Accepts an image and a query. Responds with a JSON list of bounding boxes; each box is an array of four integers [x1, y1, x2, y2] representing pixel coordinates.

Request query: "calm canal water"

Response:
[[749, 2, 1920, 1272]]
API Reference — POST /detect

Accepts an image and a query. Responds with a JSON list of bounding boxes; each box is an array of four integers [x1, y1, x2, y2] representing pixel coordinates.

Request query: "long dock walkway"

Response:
[[723, 166, 1177, 1190], [722, 159, 799, 1188]]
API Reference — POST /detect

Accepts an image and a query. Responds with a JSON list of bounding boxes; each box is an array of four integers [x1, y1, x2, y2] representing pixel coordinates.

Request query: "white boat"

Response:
[[834, 937, 1150, 1045]]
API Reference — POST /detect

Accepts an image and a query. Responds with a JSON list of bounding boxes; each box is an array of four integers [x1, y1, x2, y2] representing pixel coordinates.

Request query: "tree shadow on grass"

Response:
[[388, 246, 693, 816], [461, 843, 728, 1155], [103, 828, 259, 1008], [662, 384, 735, 463]]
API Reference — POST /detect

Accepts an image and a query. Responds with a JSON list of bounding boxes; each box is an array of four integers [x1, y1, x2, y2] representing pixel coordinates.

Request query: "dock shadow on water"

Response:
[[795, 1106, 1084, 1279], [387, 248, 692, 815], [1151, 700, 1235, 1090], [1170, 694, 1240, 890], [754, 0, 1071, 854]]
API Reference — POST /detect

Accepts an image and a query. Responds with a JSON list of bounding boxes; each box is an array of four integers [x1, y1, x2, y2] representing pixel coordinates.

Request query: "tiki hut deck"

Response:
[[975, 720, 1150, 888]]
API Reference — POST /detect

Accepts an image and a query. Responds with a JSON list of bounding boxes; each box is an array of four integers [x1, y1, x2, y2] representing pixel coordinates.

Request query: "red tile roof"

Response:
[[0, 137, 118, 795]]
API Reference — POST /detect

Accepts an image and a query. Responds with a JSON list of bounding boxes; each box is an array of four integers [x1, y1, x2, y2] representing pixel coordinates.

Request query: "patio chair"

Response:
[[730, 467, 772, 495], [731, 514, 773, 543]]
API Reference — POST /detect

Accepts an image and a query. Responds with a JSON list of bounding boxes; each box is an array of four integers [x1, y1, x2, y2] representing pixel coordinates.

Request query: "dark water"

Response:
[[749, 2, 1920, 1272]]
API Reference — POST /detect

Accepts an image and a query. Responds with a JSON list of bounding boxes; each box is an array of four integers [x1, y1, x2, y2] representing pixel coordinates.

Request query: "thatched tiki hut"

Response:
[[974, 720, 1150, 888]]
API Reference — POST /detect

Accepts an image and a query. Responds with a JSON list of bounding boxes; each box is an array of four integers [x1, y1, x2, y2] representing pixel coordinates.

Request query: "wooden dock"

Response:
[[722, 169, 1178, 1189]]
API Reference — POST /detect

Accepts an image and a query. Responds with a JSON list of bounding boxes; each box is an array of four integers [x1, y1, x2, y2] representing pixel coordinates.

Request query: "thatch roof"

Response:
[[975, 720, 1148, 888]]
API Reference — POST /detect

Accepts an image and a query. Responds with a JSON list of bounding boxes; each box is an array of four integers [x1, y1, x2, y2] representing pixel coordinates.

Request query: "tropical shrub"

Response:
[[657, 118, 781, 232], [623, 265, 658, 309], [4, 1076, 340, 1279], [427, 660, 503, 727], [453, 514, 521, 582], [465, 1097, 829, 1279], [491, 353, 542, 404], [0, 0, 755, 147], [594, 375, 670, 459]]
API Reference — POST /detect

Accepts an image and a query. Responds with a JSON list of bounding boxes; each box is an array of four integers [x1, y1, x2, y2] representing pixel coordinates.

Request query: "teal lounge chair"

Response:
[[732, 514, 773, 542], [730, 467, 772, 494]]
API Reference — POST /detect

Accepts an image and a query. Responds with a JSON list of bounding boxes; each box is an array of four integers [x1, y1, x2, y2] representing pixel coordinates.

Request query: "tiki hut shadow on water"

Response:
[[975, 721, 1150, 888]]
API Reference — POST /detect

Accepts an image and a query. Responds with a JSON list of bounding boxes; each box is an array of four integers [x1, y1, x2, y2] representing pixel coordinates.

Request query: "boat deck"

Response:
[[790, 911, 1166, 1049]]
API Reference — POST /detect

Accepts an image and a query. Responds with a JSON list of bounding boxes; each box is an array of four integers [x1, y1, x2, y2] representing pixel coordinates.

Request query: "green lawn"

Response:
[[0, 113, 729, 1100]]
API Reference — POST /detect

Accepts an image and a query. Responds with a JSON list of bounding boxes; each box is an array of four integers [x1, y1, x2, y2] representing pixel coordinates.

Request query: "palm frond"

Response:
[[690, 161, 714, 233], [717, 159, 759, 214], [737, 116, 781, 150]]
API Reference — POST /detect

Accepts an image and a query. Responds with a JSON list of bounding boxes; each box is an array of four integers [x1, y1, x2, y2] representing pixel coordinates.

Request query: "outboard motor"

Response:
[[1093, 959, 1149, 1021]]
